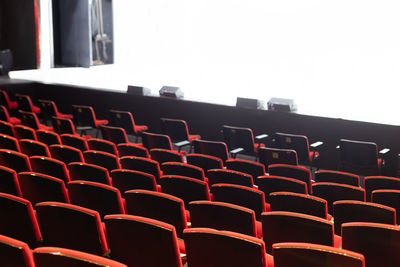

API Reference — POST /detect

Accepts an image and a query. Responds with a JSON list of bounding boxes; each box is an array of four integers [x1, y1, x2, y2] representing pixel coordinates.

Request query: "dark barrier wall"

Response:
[[5, 80, 400, 176], [0, 0, 38, 70]]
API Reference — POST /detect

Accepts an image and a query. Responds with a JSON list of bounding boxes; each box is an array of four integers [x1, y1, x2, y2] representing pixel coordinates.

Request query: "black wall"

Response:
[[4, 81, 400, 177], [0, 0, 38, 70]]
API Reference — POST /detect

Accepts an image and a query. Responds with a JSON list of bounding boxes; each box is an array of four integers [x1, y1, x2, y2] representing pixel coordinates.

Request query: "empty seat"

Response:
[[105, 214, 183, 267], [68, 162, 111, 185], [0, 105, 20, 124], [160, 175, 211, 207], [100, 125, 129, 144], [19, 110, 52, 131], [269, 192, 330, 220], [33, 247, 127, 267], [0, 234, 35, 267], [125, 189, 188, 238], [222, 125, 267, 157], [16, 94, 40, 114], [333, 200, 396, 235], [183, 228, 271, 267], [0, 133, 20, 151], [211, 183, 267, 220], [0, 193, 41, 247], [109, 109, 148, 142], [0, 90, 18, 110], [87, 138, 118, 155], [268, 164, 312, 192], [51, 116, 80, 135], [120, 156, 161, 182], [161, 118, 200, 152], [83, 150, 120, 172], [60, 133, 88, 151], [192, 139, 230, 163], [68, 180, 125, 218], [225, 158, 265, 183], [150, 148, 184, 164], [36, 130, 61, 146], [207, 169, 254, 187], [0, 166, 22, 196], [19, 139, 50, 157], [189, 200, 261, 238], [372, 189, 400, 222], [262, 211, 339, 253], [342, 222, 400, 267], [161, 162, 206, 182], [186, 153, 224, 172], [315, 170, 360, 187], [117, 143, 149, 158], [142, 132, 174, 150], [0, 149, 31, 172], [38, 99, 72, 122], [111, 169, 158, 194], [364, 176, 400, 201], [258, 147, 298, 169], [72, 105, 108, 137], [272, 242, 365, 267], [312, 182, 365, 214], [30, 156, 70, 183], [35, 202, 109, 255], [257, 175, 308, 202], [0, 120, 15, 137], [18, 172, 69, 205], [14, 124, 35, 141], [49, 144, 84, 164]]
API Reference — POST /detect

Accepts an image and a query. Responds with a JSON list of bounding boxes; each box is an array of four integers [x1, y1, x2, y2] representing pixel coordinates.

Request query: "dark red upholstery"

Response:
[[83, 150, 120, 172], [16, 94, 40, 114], [207, 169, 254, 187], [30, 156, 70, 183], [372, 189, 400, 222], [150, 148, 184, 164], [315, 170, 360, 186], [120, 156, 161, 182], [19, 110, 52, 131], [192, 139, 230, 163], [258, 147, 298, 169], [142, 132, 174, 150], [111, 169, 158, 193], [0, 149, 31, 172], [364, 176, 400, 201], [14, 124, 37, 141], [60, 133, 89, 151], [49, 144, 84, 164], [109, 109, 148, 136], [88, 138, 118, 155], [161, 162, 206, 182], [0, 133, 20, 151], [0, 234, 35, 267], [0, 120, 15, 137], [0, 90, 18, 110], [268, 164, 312, 193], [19, 139, 50, 157], [38, 99, 73, 120], [36, 130, 61, 146], [257, 175, 308, 202], [226, 158, 265, 183], [186, 153, 224, 172], [117, 143, 149, 158], [0, 165, 22, 197], [0, 105, 20, 124], [100, 125, 129, 145], [68, 162, 111, 185]]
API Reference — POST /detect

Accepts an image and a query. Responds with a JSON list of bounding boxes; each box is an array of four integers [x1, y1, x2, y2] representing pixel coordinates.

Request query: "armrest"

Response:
[[230, 147, 244, 154], [310, 141, 323, 148], [379, 148, 390, 155], [255, 134, 268, 140], [174, 140, 190, 147]]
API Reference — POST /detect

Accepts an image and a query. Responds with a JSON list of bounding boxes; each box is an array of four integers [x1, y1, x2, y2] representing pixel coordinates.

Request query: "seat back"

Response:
[[222, 125, 256, 153], [0, 166, 21, 196], [0, 105, 11, 122], [18, 172, 69, 205], [109, 110, 137, 135], [274, 132, 312, 165], [315, 170, 360, 186], [207, 169, 254, 187], [117, 143, 149, 158], [339, 139, 380, 175], [68, 180, 125, 218], [0, 120, 15, 137], [364, 176, 400, 201], [161, 162, 205, 181], [19, 139, 50, 157], [60, 134, 88, 151], [111, 169, 157, 194], [333, 200, 396, 235], [268, 164, 312, 192], [189, 200, 257, 237], [49, 144, 84, 164], [258, 147, 298, 169], [33, 247, 127, 267], [257, 175, 308, 202], [372, 189, 400, 223], [270, 192, 328, 219], [124, 189, 187, 238], [19, 110, 41, 130], [16, 94, 36, 113], [184, 228, 268, 267], [105, 214, 183, 267], [0, 193, 41, 247], [262, 211, 334, 253], [312, 182, 365, 214], [186, 153, 223, 172], [192, 139, 229, 163], [211, 183, 265, 220], [119, 156, 161, 182], [69, 162, 111, 185], [142, 132, 173, 150], [0, 133, 20, 151], [52, 117, 76, 135], [0, 149, 31, 172], [342, 222, 400, 267], [150, 148, 184, 164], [100, 125, 129, 144], [30, 156, 70, 183], [160, 118, 190, 142], [0, 234, 35, 267], [272, 242, 365, 267], [160, 175, 210, 207], [83, 150, 120, 172], [13, 125, 36, 140], [38, 100, 58, 121], [72, 105, 97, 128], [36, 130, 61, 146], [35, 202, 109, 255], [0, 90, 16, 110], [225, 159, 265, 183], [87, 138, 118, 155]]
